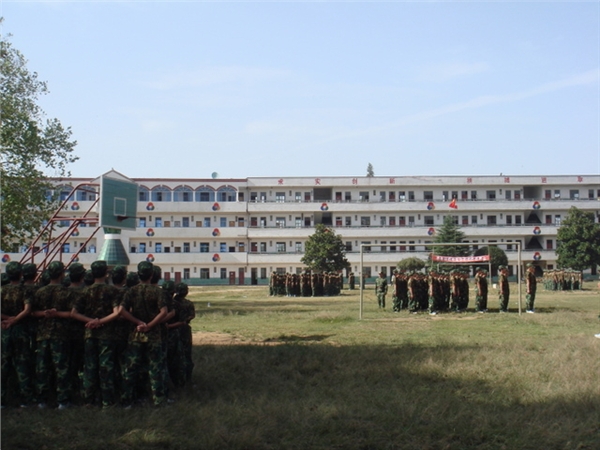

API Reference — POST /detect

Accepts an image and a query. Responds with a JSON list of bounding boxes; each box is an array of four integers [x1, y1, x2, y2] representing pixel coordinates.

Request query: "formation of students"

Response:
[[542, 269, 583, 291], [269, 271, 344, 297], [1, 260, 195, 410]]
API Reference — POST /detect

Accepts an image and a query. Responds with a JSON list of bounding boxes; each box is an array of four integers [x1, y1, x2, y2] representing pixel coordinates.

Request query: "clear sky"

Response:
[[2, 1, 599, 180]]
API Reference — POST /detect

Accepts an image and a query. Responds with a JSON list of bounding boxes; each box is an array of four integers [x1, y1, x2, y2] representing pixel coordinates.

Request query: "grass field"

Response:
[[2, 282, 599, 449]]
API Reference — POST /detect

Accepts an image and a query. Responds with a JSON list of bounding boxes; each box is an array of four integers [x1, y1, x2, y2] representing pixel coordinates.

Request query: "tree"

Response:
[[397, 257, 426, 272], [0, 31, 78, 251], [556, 207, 600, 272], [301, 224, 350, 273], [432, 216, 469, 257], [366, 163, 374, 177], [473, 246, 508, 274]]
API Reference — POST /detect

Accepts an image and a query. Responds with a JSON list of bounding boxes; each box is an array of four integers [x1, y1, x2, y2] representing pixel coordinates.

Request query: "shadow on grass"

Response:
[[2, 342, 599, 450]]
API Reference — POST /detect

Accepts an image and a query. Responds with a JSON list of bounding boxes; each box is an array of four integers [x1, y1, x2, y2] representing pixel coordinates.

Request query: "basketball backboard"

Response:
[[99, 175, 138, 230]]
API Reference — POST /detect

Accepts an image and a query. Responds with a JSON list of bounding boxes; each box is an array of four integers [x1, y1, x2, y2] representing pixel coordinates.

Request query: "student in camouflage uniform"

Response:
[[71, 260, 122, 408], [175, 282, 195, 384], [525, 264, 537, 313], [120, 261, 168, 407], [1, 262, 35, 407], [375, 271, 388, 309], [475, 269, 488, 313], [165, 280, 186, 389], [21, 263, 39, 358], [31, 261, 73, 409], [498, 266, 510, 313], [65, 263, 87, 400]]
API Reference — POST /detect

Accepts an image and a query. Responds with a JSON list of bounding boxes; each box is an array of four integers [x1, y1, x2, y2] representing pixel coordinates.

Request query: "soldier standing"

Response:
[[498, 266, 510, 313], [375, 271, 388, 309], [475, 269, 488, 313], [526, 264, 537, 313]]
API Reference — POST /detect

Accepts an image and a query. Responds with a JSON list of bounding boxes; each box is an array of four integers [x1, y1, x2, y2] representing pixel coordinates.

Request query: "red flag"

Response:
[[448, 198, 458, 209]]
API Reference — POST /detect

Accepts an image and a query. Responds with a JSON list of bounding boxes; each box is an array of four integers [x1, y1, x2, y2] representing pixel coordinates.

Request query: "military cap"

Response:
[[62, 275, 72, 288], [137, 261, 154, 280], [112, 265, 128, 284], [175, 282, 189, 297], [5, 261, 23, 281], [162, 280, 176, 294], [151, 265, 162, 284], [126, 271, 140, 287], [498, 265, 505, 270], [91, 260, 108, 279], [47, 261, 65, 279], [84, 269, 95, 286], [68, 263, 86, 282], [22, 263, 37, 280], [40, 270, 51, 286]]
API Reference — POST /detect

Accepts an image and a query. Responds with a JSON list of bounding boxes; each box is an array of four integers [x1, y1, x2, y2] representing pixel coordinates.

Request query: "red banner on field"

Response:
[[431, 254, 490, 263]]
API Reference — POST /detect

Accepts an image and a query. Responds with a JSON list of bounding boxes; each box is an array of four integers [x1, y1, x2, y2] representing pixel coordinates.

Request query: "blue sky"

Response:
[[2, 1, 599, 179]]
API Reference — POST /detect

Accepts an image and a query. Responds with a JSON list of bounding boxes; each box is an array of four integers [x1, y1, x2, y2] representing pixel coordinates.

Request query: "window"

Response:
[[380, 192, 386, 201], [345, 192, 351, 202], [250, 192, 257, 202], [204, 218, 211, 227], [200, 243, 209, 253], [276, 242, 286, 253], [514, 191, 521, 200], [359, 191, 369, 201], [295, 242, 302, 253], [545, 215, 552, 225], [515, 215, 522, 225], [545, 190, 552, 200], [546, 239, 553, 250], [275, 217, 286, 228], [200, 269, 210, 279], [442, 191, 448, 201], [139, 218, 146, 227], [199, 192, 210, 202], [360, 216, 371, 227], [555, 215, 561, 226], [424, 216, 434, 226], [261, 192, 267, 202], [151, 187, 171, 202], [62, 243, 70, 253], [461, 216, 468, 225], [174, 187, 193, 202], [336, 217, 343, 227], [570, 190, 579, 200], [380, 241, 387, 252], [506, 215, 512, 225], [220, 268, 227, 279], [174, 221, 181, 228], [260, 242, 267, 252], [408, 191, 415, 201], [220, 217, 227, 227], [486, 190, 496, 200], [389, 217, 396, 226], [260, 268, 267, 279], [390, 241, 396, 252], [408, 216, 415, 226], [220, 243, 227, 252], [380, 216, 387, 227], [155, 243, 163, 253], [345, 242, 353, 252], [471, 216, 478, 225], [589, 189, 595, 199], [452, 216, 459, 225], [399, 216, 406, 226], [183, 268, 190, 280], [260, 217, 267, 227], [423, 191, 433, 201], [345, 216, 352, 226], [399, 191, 406, 202], [471, 191, 477, 200], [139, 243, 146, 253], [275, 192, 286, 202], [389, 191, 396, 201], [487, 216, 497, 225], [155, 217, 163, 227], [362, 241, 371, 252], [182, 217, 190, 228], [505, 190, 511, 200], [461, 190, 468, 200], [183, 242, 190, 253], [295, 192, 302, 201], [554, 190, 561, 199], [295, 217, 302, 228], [139, 188, 149, 202]]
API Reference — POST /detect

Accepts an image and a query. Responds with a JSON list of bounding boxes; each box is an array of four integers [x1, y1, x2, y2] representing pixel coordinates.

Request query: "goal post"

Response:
[[358, 242, 522, 319]]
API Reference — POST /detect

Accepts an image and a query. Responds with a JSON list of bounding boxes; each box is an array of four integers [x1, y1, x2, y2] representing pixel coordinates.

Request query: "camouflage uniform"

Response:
[[475, 271, 488, 312], [526, 266, 537, 312], [74, 280, 122, 407], [498, 267, 510, 312], [121, 283, 167, 406], [1, 278, 35, 406], [375, 273, 388, 309], [32, 278, 73, 407]]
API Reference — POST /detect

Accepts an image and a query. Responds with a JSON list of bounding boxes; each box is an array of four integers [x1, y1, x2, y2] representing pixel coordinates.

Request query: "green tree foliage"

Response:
[[474, 246, 508, 273], [0, 32, 78, 251], [396, 257, 426, 272], [556, 207, 600, 272], [366, 163, 374, 177], [301, 224, 349, 273], [433, 216, 469, 257]]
